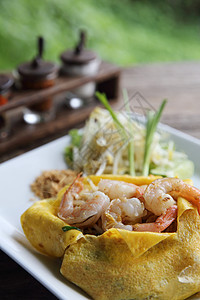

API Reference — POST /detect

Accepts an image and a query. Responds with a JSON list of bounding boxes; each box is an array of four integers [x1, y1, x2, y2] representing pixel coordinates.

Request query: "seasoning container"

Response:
[[0, 74, 13, 140], [60, 31, 100, 99], [17, 37, 59, 124]]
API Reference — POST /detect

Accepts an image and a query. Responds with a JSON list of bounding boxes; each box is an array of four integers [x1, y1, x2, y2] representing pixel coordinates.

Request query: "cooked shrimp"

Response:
[[102, 197, 145, 231], [143, 178, 200, 216], [133, 205, 177, 233], [58, 176, 110, 227], [132, 178, 200, 233], [98, 179, 143, 200]]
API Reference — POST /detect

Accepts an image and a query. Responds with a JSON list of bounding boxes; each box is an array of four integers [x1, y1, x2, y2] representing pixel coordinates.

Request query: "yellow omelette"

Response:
[[21, 175, 200, 299]]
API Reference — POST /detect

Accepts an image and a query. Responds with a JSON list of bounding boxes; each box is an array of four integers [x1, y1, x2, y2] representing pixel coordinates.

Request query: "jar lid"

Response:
[[60, 31, 97, 65], [17, 37, 58, 80], [60, 49, 97, 65], [0, 74, 13, 92], [18, 60, 58, 79]]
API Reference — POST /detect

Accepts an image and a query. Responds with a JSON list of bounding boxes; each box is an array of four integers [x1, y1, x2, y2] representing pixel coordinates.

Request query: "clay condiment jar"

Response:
[[60, 31, 100, 99], [17, 37, 58, 124], [0, 74, 14, 140]]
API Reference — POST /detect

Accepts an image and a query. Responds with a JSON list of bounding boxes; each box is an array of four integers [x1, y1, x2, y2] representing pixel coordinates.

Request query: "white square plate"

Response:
[[0, 124, 200, 300]]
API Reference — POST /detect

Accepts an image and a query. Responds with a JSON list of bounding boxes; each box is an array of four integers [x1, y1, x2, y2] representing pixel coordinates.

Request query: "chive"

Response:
[[122, 88, 135, 176], [143, 99, 167, 176], [95, 92, 127, 137], [62, 225, 82, 232]]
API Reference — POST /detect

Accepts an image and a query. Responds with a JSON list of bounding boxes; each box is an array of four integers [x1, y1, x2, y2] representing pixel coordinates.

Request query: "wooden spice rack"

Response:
[[0, 61, 121, 160]]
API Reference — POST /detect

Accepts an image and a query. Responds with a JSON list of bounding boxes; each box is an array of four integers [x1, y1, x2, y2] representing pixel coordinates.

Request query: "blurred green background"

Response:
[[0, 0, 200, 70]]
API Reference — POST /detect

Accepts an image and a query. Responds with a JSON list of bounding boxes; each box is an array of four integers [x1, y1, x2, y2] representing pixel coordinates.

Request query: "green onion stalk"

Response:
[[143, 99, 167, 176]]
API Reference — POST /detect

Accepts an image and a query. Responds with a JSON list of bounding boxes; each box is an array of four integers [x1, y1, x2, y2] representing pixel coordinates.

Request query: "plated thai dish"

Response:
[[21, 173, 200, 299], [21, 98, 200, 299]]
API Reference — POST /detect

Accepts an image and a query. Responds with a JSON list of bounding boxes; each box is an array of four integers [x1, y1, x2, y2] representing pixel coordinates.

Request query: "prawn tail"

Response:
[[133, 205, 177, 233], [175, 185, 200, 215], [195, 198, 200, 215], [187, 192, 200, 215], [198, 201, 200, 215], [58, 172, 83, 220], [189, 195, 200, 215]]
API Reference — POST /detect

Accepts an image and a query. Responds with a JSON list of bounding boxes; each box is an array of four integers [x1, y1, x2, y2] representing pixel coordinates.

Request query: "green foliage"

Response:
[[0, 0, 200, 70]]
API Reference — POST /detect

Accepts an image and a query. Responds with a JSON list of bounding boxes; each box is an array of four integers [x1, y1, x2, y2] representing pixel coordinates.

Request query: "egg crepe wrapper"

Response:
[[21, 175, 200, 299], [21, 197, 83, 257]]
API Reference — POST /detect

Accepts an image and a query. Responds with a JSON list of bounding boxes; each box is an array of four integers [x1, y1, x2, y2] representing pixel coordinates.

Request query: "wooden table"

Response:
[[1, 61, 200, 299], [120, 61, 200, 139]]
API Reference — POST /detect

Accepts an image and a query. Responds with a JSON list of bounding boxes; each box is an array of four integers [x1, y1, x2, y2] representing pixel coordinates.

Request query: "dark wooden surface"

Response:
[[1, 61, 200, 300], [0, 61, 120, 113], [0, 61, 120, 159]]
